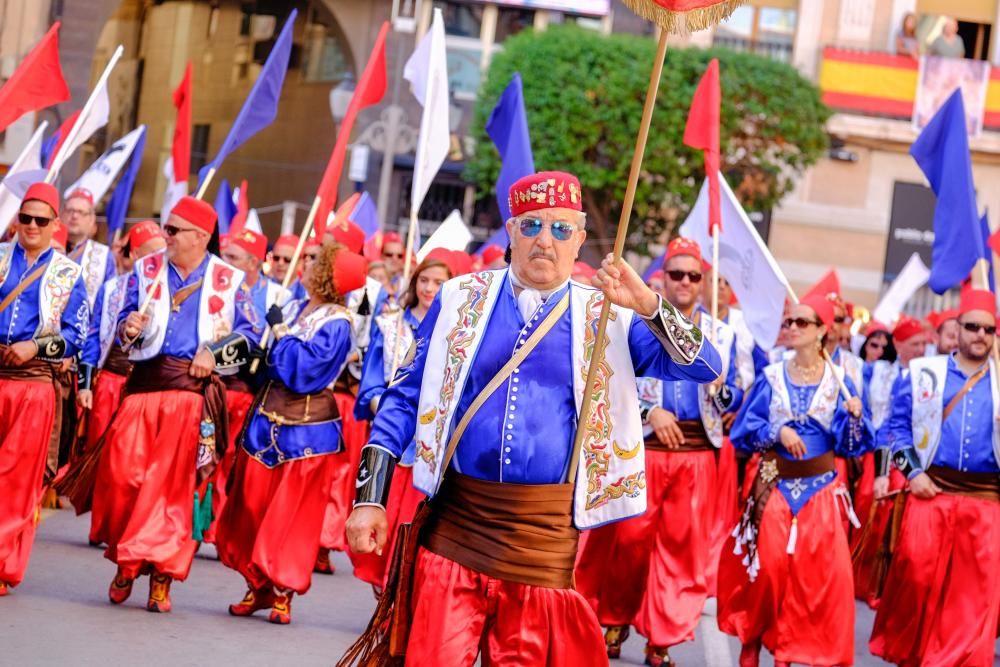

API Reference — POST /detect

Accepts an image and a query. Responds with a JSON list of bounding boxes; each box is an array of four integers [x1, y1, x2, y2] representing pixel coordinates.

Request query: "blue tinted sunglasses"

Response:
[[518, 217, 577, 242]]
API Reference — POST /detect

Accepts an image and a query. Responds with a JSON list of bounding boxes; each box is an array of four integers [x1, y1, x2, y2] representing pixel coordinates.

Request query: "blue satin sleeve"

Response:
[[730, 373, 777, 454], [886, 372, 915, 456], [61, 275, 90, 358], [832, 376, 874, 457], [355, 321, 387, 422], [267, 318, 352, 394], [628, 312, 723, 384], [81, 284, 104, 367]]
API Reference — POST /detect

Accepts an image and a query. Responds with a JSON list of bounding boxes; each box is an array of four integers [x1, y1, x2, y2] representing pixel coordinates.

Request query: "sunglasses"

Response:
[[382, 251, 404, 260], [782, 317, 821, 330], [272, 255, 293, 264], [961, 322, 997, 335], [163, 224, 200, 237], [833, 315, 847, 324], [517, 217, 576, 242], [666, 270, 703, 284], [17, 212, 54, 227], [303, 252, 319, 261]]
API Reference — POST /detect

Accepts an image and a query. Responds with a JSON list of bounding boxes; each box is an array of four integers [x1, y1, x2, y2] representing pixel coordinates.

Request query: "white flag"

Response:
[[0, 122, 47, 236], [245, 208, 262, 234], [404, 8, 450, 214], [63, 125, 146, 204], [872, 253, 930, 324], [417, 210, 472, 262], [679, 174, 790, 350], [159, 157, 188, 224]]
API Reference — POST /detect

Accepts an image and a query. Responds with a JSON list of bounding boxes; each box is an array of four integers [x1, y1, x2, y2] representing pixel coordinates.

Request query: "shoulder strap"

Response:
[[434, 290, 570, 491], [943, 365, 989, 421], [0, 260, 49, 318]]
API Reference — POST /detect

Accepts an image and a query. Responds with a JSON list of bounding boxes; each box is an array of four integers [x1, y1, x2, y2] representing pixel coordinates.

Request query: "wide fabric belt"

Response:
[[927, 464, 1000, 503], [768, 450, 836, 478], [102, 345, 132, 377], [258, 381, 340, 425], [645, 419, 714, 452], [221, 373, 253, 396], [0, 349, 56, 383], [422, 473, 579, 589]]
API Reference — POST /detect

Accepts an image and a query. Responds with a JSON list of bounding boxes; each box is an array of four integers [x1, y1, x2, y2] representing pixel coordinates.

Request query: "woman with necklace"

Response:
[[215, 242, 368, 625], [717, 295, 872, 667], [348, 253, 454, 591]]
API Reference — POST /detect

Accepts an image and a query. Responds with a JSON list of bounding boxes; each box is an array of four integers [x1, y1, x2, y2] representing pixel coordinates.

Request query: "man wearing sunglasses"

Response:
[[92, 196, 259, 614], [872, 289, 1000, 666], [345, 171, 722, 665], [267, 234, 307, 302], [578, 237, 743, 666], [0, 182, 89, 597], [62, 188, 117, 308], [380, 232, 406, 291]]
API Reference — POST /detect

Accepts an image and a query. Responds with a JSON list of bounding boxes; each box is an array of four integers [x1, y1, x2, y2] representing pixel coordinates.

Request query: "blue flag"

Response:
[[642, 251, 666, 282], [104, 127, 147, 245], [912, 89, 983, 294], [981, 210, 995, 292], [199, 9, 296, 184], [40, 128, 61, 169], [351, 191, 378, 239], [483, 72, 534, 250], [214, 179, 237, 235]]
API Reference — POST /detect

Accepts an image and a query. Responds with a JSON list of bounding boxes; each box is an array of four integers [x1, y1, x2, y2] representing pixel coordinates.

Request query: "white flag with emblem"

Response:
[[63, 125, 146, 204]]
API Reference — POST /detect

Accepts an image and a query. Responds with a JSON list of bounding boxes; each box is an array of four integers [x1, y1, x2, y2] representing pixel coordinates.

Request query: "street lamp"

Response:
[[329, 73, 355, 122]]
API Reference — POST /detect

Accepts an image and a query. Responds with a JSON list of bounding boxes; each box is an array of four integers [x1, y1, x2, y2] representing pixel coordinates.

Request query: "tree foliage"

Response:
[[465, 26, 831, 256]]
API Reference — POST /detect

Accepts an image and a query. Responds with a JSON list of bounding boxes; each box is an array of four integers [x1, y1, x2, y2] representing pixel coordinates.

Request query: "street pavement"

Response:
[[0, 508, 940, 666]]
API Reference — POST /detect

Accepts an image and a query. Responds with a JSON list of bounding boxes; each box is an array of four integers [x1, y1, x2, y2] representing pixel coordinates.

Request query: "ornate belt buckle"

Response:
[[759, 458, 779, 484]]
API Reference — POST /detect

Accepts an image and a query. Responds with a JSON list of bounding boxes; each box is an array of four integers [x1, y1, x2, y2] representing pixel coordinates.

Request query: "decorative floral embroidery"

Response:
[[40, 261, 79, 335]]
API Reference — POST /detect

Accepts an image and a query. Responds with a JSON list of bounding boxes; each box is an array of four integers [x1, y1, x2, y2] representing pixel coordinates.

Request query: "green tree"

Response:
[[466, 26, 831, 256]]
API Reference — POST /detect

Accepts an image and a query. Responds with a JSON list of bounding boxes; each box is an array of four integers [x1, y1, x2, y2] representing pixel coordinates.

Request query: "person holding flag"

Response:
[[92, 196, 257, 613], [0, 182, 89, 596]]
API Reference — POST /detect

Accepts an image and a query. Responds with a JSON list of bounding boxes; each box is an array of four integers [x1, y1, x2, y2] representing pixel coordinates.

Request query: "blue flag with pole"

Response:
[[480, 72, 534, 253], [104, 126, 147, 245], [912, 89, 983, 294], [214, 178, 237, 235]]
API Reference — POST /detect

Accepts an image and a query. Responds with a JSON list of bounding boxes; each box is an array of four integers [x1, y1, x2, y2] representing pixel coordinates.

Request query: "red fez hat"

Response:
[[481, 244, 505, 265], [333, 250, 368, 296], [959, 289, 997, 318], [330, 221, 365, 254], [936, 308, 960, 329], [170, 196, 217, 233], [648, 269, 664, 283], [572, 261, 597, 280], [128, 220, 162, 250], [382, 231, 402, 246], [665, 237, 702, 264], [449, 251, 473, 276], [892, 316, 924, 343], [801, 294, 835, 328], [23, 182, 60, 216], [66, 188, 94, 207], [51, 224, 68, 249], [864, 320, 890, 336], [508, 171, 582, 218], [230, 228, 267, 261], [274, 234, 298, 251]]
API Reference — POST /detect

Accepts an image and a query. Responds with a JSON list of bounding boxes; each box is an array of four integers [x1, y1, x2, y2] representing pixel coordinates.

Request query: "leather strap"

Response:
[[433, 291, 570, 493], [0, 261, 48, 317], [943, 365, 989, 421]]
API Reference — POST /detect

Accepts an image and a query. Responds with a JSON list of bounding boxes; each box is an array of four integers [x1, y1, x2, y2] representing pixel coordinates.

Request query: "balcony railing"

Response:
[[713, 35, 793, 63], [819, 47, 1000, 131]]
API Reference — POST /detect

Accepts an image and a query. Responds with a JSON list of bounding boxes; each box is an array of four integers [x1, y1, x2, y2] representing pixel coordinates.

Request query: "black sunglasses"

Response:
[[961, 322, 997, 335], [782, 317, 821, 329], [163, 224, 199, 237], [833, 315, 847, 324], [17, 212, 54, 227], [666, 270, 703, 284], [517, 217, 576, 242], [272, 255, 293, 264], [382, 251, 404, 259]]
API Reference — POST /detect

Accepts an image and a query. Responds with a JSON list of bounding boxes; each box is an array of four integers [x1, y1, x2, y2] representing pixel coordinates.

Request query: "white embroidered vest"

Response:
[[726, 308, 757, 390], [0, 243, 84, 337], [72, 239, 111, 307], [97, 274, 130, 367], [376, 310, 414, 382], [868, 360, 900, 429], [908, 355, 1000, 469], [764, 360, 841, 432], [129, 251, 244, 361], [411, 269, 651, 529]]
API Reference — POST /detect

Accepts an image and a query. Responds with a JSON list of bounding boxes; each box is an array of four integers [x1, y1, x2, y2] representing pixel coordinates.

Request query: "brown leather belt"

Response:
[[927, 465, 1000, 503], [766, 450, 836, 478], [102, 345, 132, 377], [422, 473, 578, 589], [0, 352, 56, 383], [258, 381, 340, 425], [645, 419, 715, 452]]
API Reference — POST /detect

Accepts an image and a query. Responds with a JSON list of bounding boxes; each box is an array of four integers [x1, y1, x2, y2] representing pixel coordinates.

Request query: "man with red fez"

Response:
[[76, 221, 166, 540], [934, 307, 961, 355], [576, 236, 742, 666], [379, 231, 406, 287], [481, 243, 507, 270], [268, 234, 298, 284], [345, 171, 722, 664], [217, 242, 368, 624], [0, 182, 89, 596], [824, 291, 864, 390], [870, 289, 1000, 666], [91, 195, 259, 613], [63, 188, 117, 307]]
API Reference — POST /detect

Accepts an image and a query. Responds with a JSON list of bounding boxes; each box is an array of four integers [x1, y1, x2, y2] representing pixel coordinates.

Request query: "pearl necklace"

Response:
[[790, 356, 823, 381]]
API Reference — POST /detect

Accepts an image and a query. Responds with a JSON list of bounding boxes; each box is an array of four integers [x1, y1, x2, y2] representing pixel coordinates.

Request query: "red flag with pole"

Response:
[[683, 58, 721, 235], [229, 180, 250, 236], [803, 268, 842, 301], [314, 22, 388, 239], [0, 22, 70, 133], [172, 62, 193, 186]]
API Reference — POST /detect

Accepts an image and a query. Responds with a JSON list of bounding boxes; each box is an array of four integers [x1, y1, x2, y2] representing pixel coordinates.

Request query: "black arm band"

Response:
[[78, 363, 95, 391], [639, 404, 654, 424], [892, 447, 922, 478], [874, 447, 891, 477], [711, 384, 735, 413], [207, 333, 252, 372], [354, 445, 396, 510], [642, 296, 704, 366], [33, 334, 66, 361]]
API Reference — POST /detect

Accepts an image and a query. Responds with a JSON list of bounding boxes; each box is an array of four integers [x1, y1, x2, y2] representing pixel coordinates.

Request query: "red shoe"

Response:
[[644, 645, 672, 667], [0, 581, 9, 597], [147, 573, 172, 613], [229, 586, 275, 617], [739, 640, 761, 667], [269, 589, 293, 625], [108, 570, 134, 605], [314, 548, 335, 575], [605, 625, 630, 659]]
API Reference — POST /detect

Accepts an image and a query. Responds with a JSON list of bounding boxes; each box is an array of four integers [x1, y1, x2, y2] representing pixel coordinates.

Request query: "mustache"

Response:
[[528, 251, 556, 261]]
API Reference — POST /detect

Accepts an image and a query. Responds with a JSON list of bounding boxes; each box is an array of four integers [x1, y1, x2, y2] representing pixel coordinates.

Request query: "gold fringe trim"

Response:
[[621, 0, 747, 35]]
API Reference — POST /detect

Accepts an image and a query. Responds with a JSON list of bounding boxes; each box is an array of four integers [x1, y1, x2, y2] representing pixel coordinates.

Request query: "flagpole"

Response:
[[388, 208, 420, 380], [194, 167, 217, 200], [973, 258, 1000, 395], [45, 44, 123, 184]]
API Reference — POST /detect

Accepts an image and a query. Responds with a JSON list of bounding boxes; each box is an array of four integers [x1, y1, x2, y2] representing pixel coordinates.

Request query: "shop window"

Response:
[[714, 3, 796, 62]]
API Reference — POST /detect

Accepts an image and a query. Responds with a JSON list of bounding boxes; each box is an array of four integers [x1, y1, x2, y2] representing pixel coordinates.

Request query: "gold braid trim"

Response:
[[620, 0, 747, 34]]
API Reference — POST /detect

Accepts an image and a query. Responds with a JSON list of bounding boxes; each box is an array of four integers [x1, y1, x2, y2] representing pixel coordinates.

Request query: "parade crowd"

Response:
[[0, 168, 995, 667]]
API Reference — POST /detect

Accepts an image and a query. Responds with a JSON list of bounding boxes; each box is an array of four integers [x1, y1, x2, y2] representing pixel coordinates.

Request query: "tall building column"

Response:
[[792, 0, 825, 79]]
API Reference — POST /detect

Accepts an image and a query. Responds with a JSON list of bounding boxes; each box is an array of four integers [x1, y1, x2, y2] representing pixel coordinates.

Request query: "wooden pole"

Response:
[[568, 31, 669, 480], [387, 208, 420, 380], [194, 167, 217, 201]]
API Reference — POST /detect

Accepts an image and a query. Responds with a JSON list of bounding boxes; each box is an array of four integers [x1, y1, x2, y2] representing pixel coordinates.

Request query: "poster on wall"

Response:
[[912, 55, 990, 136]]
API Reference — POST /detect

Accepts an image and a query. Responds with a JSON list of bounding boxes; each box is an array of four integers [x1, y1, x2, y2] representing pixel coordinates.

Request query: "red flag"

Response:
[[172, 62, 193, 184], [988, 227, 1000, 258], [802, 268, 841, 302], [229, 180, 249, 235], [45, 110, 80, 169], [0, 23, 70, 133], [314, 22, 388, 239], [683, 59, 721, 236]]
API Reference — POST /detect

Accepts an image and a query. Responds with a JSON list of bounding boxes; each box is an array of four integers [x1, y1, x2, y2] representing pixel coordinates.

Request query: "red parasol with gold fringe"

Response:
[[622, 0, 745, 33]]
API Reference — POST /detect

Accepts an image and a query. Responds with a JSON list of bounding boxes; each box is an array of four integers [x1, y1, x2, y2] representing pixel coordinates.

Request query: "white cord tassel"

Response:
[[786, 517, 798, 555]]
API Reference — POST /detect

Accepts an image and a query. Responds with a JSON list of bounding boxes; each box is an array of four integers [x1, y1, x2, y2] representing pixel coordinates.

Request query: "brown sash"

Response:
[[943, 365, 989, 421], [0, 261, 48, 317], [0, 353, 56, 383], [645, 419, 714, 452], [258, 381, 340, 425], [927, 464, 1000, 502], [422, 474, 578, 589], [101, 345, 132, 378], [221, 374, 253, 396]]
